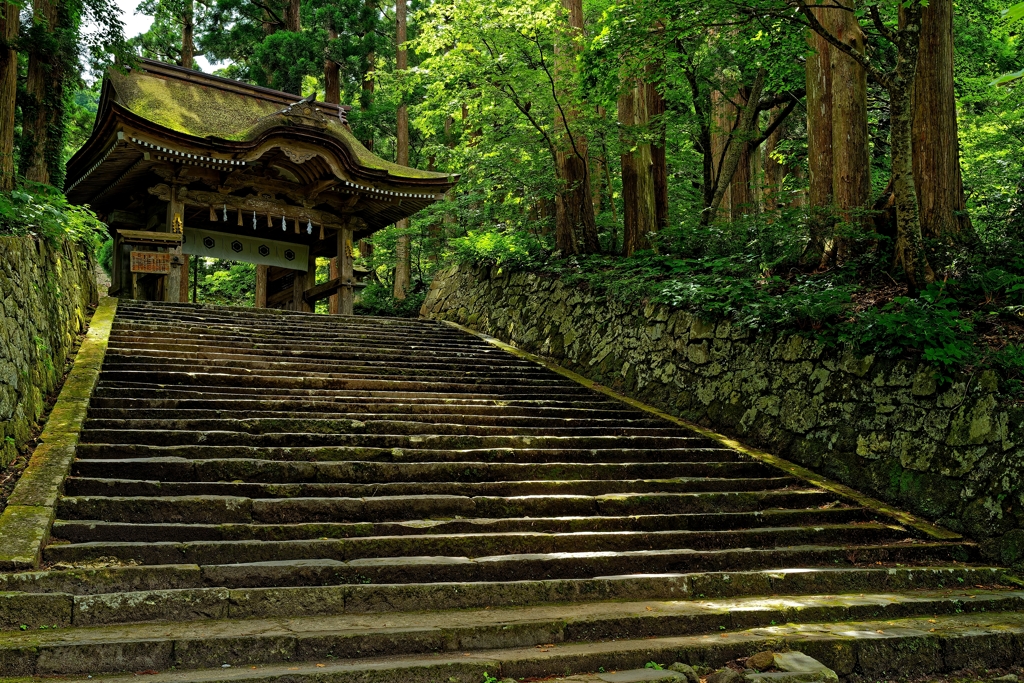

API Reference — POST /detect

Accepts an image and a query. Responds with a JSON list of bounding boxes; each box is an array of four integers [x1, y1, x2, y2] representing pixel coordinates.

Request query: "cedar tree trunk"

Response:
[[181, 0, 195, 69], [0, 2, 17, 191], [393, 0, 412, 299], [553, 0, 599, 255], [912, 0, 973, 243]]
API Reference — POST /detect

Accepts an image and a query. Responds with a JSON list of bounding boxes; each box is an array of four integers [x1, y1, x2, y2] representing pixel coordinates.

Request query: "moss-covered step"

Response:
[[5, 609, 1024, 682]]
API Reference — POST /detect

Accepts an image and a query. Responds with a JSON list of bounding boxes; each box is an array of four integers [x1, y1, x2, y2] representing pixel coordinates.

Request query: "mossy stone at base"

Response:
[[0, 505, 55, 571], [6, 444, 76, 508]]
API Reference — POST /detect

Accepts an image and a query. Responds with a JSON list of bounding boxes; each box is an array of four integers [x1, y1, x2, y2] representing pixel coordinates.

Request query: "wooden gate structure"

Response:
[[66, 59, 457, 314]]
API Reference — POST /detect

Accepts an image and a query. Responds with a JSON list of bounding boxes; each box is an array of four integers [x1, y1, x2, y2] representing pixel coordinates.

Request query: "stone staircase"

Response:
[[1, 300, 1022, 682]]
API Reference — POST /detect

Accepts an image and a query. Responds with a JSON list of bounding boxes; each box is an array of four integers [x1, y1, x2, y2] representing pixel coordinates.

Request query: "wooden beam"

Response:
[[303, 277, 343, 304], [328, 258, 339, 314], [148, 184, 346, 230], [115, 229, 183, 246]]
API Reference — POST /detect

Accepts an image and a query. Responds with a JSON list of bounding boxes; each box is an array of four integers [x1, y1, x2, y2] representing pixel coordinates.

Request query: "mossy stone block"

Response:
[[6, 444, 76, 508], [0, 505, 54, 571]]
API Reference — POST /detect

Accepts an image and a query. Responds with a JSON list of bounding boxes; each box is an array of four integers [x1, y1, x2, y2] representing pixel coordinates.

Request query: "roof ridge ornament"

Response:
[[274, 93, 331, 129]]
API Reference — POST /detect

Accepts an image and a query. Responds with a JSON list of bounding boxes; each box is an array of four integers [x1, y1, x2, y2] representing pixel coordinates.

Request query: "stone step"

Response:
[[85, 411, 669, 430], [91, 382, 612, 402], [69, 458, 776, 483], [105, 347, 544, 369], [36, 610, 1024, 683], [66, 475, 798, 499], [55, 489, 836, 524], [95, 370, 580, 393], [87, 400, 635, 418], [77, 431, 720, 448], [82, 418, 690, 438], [51, 507, 874, 543], [1, 593, 1021, 678], [73, 444, 740, 464], [2, 563, 1008, 599], [42, 542, 974, 583], [44, 523, 913, 566]]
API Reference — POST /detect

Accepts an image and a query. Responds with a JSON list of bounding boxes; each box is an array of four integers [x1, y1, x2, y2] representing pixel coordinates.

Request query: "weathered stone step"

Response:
[[78, 430, 718, 449], [63, 476, 801, 500], [112, 308, 463, 332], [73, 444, 739, 464], [96, 370, 580, 394], [100, 358, 557, 380], [107, 330, 488, 351], [42, 542, 973, 583], [106, 344, 540, 366], [52, 507, 872, 543], [106, 337, 509, 361], [55, 489, 834, 524], [43, 523, 910, 566], [70, 458, 774, 483], [87, 400, 634, 418], [30, 609, 1024, 683], [2, 592, 1020, 677], [91, 381, 610, 403], [82, 417, 687, 438]]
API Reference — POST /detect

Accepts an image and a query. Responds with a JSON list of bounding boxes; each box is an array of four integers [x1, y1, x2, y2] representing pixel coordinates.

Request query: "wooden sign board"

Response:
[[131, 251, 172, 274]]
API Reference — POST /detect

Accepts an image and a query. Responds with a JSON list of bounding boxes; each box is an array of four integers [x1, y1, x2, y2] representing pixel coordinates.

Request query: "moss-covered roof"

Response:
[[108, 63, 450, 181]]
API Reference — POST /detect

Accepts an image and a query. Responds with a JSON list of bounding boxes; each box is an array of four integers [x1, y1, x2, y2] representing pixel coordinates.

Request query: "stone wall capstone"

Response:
[[0, 236, 98, 467], [422, 263, 1024, 566]]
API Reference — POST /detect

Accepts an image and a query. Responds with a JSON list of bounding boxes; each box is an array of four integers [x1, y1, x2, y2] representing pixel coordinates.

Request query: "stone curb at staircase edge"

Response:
[[0, 297, 118, 571], [438, 319, 964, 544]]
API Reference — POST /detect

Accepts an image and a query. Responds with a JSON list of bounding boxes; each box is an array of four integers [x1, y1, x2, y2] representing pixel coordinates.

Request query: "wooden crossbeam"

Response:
[[303, 277, 343, 304]]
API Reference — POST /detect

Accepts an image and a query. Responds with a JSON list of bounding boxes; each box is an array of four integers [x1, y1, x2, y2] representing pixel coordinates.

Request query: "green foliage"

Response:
[[355, 282, 426, 318], [97, 238, 114, 276], [645, 662, 664, 671], [847, 283, 978, 380], [449, 229, 549, 270], [0, 183, 107, 248], [191, 260, 256, 306]]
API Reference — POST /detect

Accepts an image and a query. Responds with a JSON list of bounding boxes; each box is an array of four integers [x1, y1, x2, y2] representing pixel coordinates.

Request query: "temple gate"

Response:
[[65, 59, 457, 314]]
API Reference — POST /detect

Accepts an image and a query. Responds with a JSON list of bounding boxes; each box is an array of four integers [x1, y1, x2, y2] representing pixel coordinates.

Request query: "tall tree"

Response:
[[0, 1, 16, 191], [804, 2, 836, 262], [393, 0, 412, 299], [912, 0, 973, 243], [816, 1, 870, 269], [23, 0, 63, 185], [553, 0, 599, 254], [619, 77, 656, 255], [798, 0, 935, 289]]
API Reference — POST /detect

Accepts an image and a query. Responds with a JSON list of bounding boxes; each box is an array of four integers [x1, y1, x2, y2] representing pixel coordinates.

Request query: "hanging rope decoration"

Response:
[[294, 218, 300, 234], [209, 206, 217, 222], [252, 211, 257, 230], [319, 224, 325, 240], [281, 215, 287, 231], [306, 220, 313, 235], [237, 208, 243, 227], [222, 204, 227, 222]]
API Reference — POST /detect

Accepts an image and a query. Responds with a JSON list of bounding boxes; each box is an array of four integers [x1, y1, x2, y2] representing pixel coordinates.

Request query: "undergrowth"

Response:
[[448, 210, 1024, 391], [0, 181, 106, 248]]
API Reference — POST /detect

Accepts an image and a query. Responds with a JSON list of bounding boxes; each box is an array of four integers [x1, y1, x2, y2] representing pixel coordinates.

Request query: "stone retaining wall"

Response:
[[0, 237, 98, 467], [422, 263, 1024, 565]]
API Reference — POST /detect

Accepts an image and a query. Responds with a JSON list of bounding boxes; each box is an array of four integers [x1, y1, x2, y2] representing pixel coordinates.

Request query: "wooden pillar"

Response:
[[164, 184, 185, 303], [338, 225, 354, 316], [255, 264, 268, 308], [328, 257, 339, 314], [180, 254, 190, 303], [293, 254, 315, 312]]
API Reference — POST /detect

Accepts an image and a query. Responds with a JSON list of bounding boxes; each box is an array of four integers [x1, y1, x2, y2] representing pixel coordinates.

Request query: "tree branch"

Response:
[[794, 0, 889, 88]]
